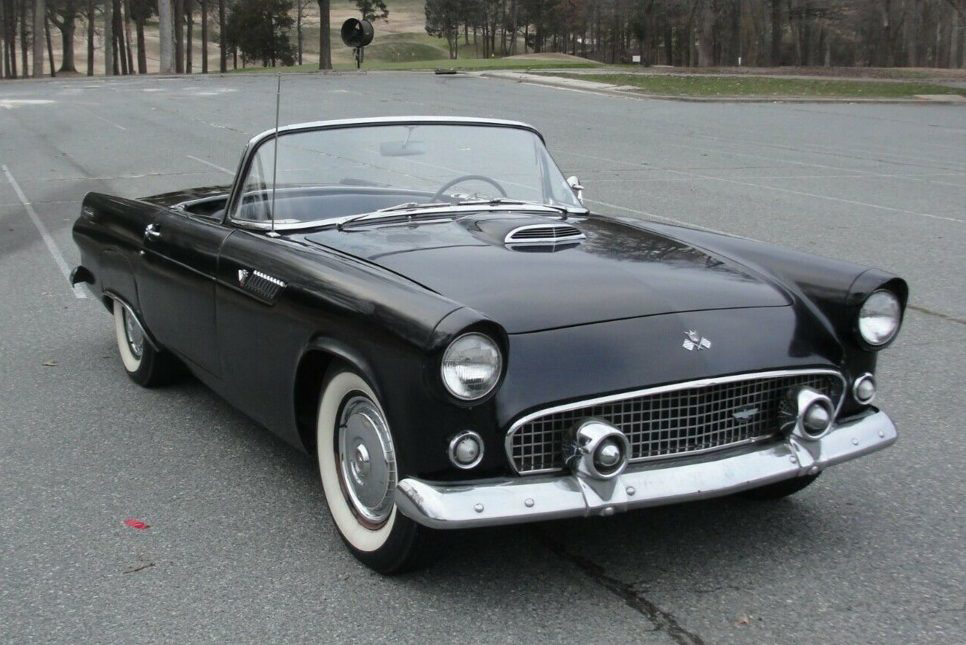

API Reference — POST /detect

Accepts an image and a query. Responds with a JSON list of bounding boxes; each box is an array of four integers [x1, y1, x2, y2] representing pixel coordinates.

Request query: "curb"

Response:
[[477, 71, 966, 104]]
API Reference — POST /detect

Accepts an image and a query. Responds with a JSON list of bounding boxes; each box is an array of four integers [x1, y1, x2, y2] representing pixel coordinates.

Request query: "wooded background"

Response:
[[2, 0, 964, 80]]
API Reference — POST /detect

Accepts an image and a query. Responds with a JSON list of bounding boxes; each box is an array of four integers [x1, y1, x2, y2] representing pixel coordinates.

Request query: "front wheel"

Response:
[[316, 369, 435, 574], [112, 300, 181, 387], [740, 474, 820, 500]]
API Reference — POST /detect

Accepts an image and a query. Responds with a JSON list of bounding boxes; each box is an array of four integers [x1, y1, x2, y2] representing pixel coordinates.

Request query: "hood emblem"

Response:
[[732, 406, 759, 422], [237, 269, 250, 286], [682, 330, 711, 351]]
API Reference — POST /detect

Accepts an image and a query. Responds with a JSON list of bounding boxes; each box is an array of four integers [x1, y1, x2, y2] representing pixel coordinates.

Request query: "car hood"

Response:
[[304, 213, 790, 333]]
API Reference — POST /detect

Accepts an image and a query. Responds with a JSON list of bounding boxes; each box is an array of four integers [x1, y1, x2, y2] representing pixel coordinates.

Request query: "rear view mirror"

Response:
[[380, 140, 428, 157]]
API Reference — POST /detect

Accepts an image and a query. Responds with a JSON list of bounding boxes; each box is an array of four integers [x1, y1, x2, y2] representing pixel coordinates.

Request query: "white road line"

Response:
[[562, 149, 964, 225], [2, 165, 87, 299], [89, 112, 126, 131], [186, 155, 234, 175]]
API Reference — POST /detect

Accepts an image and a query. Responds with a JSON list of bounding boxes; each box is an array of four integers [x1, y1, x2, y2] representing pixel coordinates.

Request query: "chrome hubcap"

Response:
[[338, 396, 396, 525], [123, 309, 144, 359]]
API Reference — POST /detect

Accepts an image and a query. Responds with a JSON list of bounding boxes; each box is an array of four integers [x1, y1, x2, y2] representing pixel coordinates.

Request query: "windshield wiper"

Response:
[[455, 197, 572, 215], [337, 202, 455, 230]]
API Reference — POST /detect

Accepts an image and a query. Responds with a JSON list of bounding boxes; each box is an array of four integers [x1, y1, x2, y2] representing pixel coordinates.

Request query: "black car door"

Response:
[[137, 208, 232, 377]]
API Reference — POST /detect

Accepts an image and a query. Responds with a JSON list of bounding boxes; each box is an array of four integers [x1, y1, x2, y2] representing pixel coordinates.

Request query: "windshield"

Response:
[[231, 123, 583, 224]]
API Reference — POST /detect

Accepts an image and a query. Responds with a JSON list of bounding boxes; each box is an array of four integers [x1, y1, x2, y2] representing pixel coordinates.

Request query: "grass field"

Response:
[[534, 72, 966, 98]]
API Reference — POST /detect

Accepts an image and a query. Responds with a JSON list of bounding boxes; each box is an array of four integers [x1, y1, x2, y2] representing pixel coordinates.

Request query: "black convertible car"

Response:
[[72, 117, 906, 573]]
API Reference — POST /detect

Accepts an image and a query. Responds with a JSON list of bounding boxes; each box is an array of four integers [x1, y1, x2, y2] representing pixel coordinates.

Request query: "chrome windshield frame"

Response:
[[221, 117, 579, 230]]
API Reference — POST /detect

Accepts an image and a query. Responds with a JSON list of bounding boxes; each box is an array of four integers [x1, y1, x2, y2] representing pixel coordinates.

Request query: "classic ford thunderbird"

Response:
[[72, 117, 906, 573]]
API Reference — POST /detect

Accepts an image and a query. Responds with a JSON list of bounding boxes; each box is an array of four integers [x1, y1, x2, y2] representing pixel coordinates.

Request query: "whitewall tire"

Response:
[[112, 299, 181, 387], [316, 368, 432, 573]]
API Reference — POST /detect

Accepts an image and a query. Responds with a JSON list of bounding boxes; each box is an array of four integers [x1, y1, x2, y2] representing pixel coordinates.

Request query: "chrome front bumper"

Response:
[[395, 410, 897, 529]]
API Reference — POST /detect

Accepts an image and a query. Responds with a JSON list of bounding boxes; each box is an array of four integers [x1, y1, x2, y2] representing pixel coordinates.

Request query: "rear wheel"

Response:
[[112, 300, 181, 387], [741, 474, 820, 500], [316, 368, 435, 574]]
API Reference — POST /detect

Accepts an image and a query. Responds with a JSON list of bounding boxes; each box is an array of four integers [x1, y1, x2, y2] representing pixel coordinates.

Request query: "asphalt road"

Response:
[[1, 72, 964, 644]]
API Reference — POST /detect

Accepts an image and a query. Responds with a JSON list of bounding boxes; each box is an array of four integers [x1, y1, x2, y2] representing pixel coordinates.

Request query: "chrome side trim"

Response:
[[397, 410, 896, 530], [504, 368, 847, 476]]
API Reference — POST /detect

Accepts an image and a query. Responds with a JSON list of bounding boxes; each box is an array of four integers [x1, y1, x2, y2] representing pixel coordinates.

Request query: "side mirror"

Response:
[[566, 176, 584, 204]]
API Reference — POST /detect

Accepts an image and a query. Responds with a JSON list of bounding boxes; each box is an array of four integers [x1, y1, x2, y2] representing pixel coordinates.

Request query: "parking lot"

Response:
[[1, 72, 964, 643]]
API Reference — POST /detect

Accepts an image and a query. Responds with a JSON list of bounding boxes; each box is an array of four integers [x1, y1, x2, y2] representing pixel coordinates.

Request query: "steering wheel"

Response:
[[431, 174, 508, 202]]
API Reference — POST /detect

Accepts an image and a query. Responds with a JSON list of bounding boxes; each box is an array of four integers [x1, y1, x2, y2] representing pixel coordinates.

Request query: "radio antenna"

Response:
[[269, 74, 282, 237]]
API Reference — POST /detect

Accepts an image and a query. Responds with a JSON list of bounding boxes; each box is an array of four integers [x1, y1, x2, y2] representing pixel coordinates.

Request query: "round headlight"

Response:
[[441, 333, 502, 401], [858, 290, 901, 347]]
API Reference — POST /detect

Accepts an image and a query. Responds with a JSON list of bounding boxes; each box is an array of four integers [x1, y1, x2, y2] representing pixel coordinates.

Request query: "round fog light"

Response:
[[595, 439, 623, 469], [449, 431, 484, 469], [853, 374, 876, 404], [802, 401, 832, 436]]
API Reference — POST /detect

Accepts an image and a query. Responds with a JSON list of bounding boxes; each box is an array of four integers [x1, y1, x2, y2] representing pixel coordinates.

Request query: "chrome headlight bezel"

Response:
[[857, 289, 902, 348], [440, 332, 503, 402]]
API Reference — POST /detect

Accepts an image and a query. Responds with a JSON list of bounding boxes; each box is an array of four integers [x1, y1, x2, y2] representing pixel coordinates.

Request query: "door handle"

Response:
[[144, 224, 161, 240]]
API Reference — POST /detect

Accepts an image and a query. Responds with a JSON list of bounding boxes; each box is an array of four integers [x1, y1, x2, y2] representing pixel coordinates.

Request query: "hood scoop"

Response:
[[504, 223, 585, 246], [468, 217, 585, 251]]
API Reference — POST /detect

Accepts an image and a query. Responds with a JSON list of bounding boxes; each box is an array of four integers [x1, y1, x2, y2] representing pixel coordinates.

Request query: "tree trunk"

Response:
[[317, 0, 331, 70], [123, 0, 134, 73], [696, 1, 714, 66], [44, 9, 54, 75], [6, 0, 18, 77], [103, 0, 113, 74], [159, 0, 175, 73], [86, 0, 94, 75], [296, 1, 302, 65], [907, 0, 922, 67], [951, 6, 960, 69], [185, 0, 193, 73], [33, 0, 44, 77], [509, 0, 517, 55], [0, 1, 5, 78], [136, 18, 145, 73], [770, 0, 781, 65], [59, 16, 76, 72], [201, 0, 207, 72], [19, 0, 26, 77], [114, 0, 127, 75], [174, 0, 183, 73], [218, 0, 225, 72]]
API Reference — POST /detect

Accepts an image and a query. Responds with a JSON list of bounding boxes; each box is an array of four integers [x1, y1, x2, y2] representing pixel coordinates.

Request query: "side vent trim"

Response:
[[238, 268, 287, 301]]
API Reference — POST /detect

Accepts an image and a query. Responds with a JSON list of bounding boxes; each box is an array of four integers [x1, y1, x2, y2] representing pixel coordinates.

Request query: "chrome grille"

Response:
[[507, 371, 843, 475]]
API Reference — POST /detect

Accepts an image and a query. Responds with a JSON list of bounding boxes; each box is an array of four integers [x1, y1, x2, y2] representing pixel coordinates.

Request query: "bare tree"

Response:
[[85, 0, 93, 75], [48, 0, 79, 73], [33, 0, 45, 76], [19, 0, 26, 75], [185, 0, 193, 73], [159, 0, 174, 73], [174, 0, 182, 72], [296, 0, 309, 65], [218, 0, 225, 71], [201, 0, 207, 72], [103, 0, 112, 74], [318, 0, 331, 69], [123, 0, 134, 73]]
